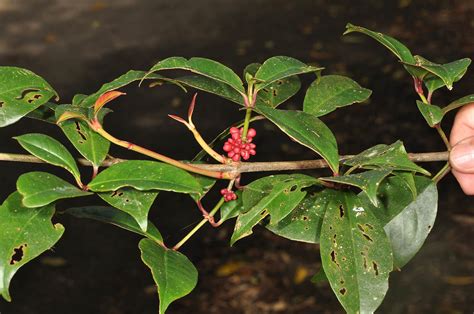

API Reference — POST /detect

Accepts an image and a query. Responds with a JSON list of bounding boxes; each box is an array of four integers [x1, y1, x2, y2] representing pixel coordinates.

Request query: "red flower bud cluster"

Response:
[[223, 127, 257, 161], [220, 189, 237, 202]]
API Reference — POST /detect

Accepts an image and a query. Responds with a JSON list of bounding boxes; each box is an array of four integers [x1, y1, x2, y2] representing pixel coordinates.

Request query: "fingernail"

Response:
[[450, 136, 474, 173]]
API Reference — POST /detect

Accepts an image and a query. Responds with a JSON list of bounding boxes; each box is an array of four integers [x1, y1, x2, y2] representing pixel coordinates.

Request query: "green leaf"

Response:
[[311, 267, 328, 284], [98, 188, 158, 232], [266, 189, 334, 243], [255, 56, 322, 91], [17, 172, 91, 207], [231, 174, 319, 245], [26, 102, 57, 124], [423, 58, 471, 93], [416, 100, 443, 127], [243, 62, 261, 83], [0, 67, 58, 127], [14, 133, 82, 182], [0, 192, 64, 302], [78, 70, 164, 108], [303, 75, 371, 117], [55, 106, 110, 166], [321, 170, 392, 207], [139, 238, 198, 314], [66, 206, 163, 244], [343, 140, 430, 175], [219, 190, 243, 223], [360, 175, 437, 268], [176, 75, 243, 104], [255, 76, 301, 108], [256, 106, 339, 173], [393, 171, 417, 199], [343, 24, 419, 77], [413, 56, 471, 91], [320, 191, 393, 314], [88, 160, 203, 196], [146, 57, 245, 94], [443, 94, 474, 114]]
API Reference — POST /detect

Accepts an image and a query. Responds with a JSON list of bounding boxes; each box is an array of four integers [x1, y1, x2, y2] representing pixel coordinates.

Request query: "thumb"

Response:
[[450, 136, 474, 173]]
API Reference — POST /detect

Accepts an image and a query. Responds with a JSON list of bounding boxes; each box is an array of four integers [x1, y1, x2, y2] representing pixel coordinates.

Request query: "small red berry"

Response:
[[220, 188, 237, 202], [222, 127, 257, 161]]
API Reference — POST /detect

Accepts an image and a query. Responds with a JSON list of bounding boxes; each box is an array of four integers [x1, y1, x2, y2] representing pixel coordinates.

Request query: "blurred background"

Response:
[[0, 0, 473, 313]]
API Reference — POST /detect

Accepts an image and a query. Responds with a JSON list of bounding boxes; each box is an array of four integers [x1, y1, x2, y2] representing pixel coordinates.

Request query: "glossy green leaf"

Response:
[[88, 160, 203, 196], [393, 171, 417, 199], [320, 191, 393, 314], [256, 106, 339, 173], [423, 58, 470, 93], [0, 67, 58, 127], [255, 56, 322, 91], [321, 170, 391, 206], [146, 57, 245, 94], [243, 62, 261, 84], [98, 188, 159, 232], [0, 192, 64, 302], [14, 133, 82, 181], [79, 70, 164, 108], [17, 172, 91, 207], [231, 174, 319, 245], [416, 100, 443, 127], [255, 76, 301, 108], [343, 23, 419, 77], [266, 189, 334, 243], [360, 175, 437, 268], [139, 238, 198, 314], [176, 75, 243, 104], [303, 75, 371, 117], [66, 206, 163, 244], [311, 267, 328, 283], [413, 56, 471, 91], [343, 141, 430, 175], [55, 106, 110, 166], [219, 190, 243, 223], [443, 94, 474, 114]]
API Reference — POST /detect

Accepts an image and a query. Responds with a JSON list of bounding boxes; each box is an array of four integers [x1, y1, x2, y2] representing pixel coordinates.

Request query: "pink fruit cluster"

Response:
[[223, 127, 257, 161], [220, 189, 237, 202]]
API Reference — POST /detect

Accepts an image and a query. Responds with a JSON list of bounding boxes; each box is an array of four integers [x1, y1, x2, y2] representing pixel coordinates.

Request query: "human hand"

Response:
[[449, 103, 474, 195]]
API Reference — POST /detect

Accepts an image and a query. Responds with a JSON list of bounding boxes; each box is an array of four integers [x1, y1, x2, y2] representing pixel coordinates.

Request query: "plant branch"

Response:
[[0, 151, 449, 173]]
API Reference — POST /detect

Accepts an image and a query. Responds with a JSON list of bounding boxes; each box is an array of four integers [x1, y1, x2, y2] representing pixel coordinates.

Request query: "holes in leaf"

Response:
[[365, 223, 373, 230], [111, 190, 124, 198], [339, 287, 347, 295], [373, 261, 379, 276], [330, 250, 340, 267], [10, 244, 27, 265], [339, 205, 344, 218], [362, 234, 373, 242], [262, 88, 269, 93], [16, 88, 40, 100], [276, 80, 283, 85], [357, 223, 365, 232], [289, 185, 298, 192], [75, 121, 87, 141], [0, 101, 4, 108], [428, 225, 432, 230], [302, 215, 308, 221], [272, 89, 278, 97]]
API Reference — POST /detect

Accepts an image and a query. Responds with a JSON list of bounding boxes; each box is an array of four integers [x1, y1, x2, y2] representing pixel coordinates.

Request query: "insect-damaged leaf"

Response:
[[231, 174, 319, 245], [88, 160, 203, 196], [256, 106, 339, 173], [0, 192, 64, 302], [219, 190, 244, 223], [66, 206, 163, 244], [139, 238, 198, 314], [98, 188, 159, 232], [320, 191, 393, 314], [14, 133, 82, 183], [360, 175, 437, 268], [55, 106, 110, 167], [343, 140, 430, 175], [17, 172, 91, 208], [0, 67, 58, 127], [266, 189, 335, 244], [303, 75, 371, 117]]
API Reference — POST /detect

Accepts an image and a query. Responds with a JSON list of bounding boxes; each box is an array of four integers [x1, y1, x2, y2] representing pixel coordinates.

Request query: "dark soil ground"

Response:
[[0, 1, 473, 313]]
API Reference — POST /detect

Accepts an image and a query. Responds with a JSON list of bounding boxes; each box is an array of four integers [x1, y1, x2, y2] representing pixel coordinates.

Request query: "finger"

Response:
[[451, 170, 474, 195], [449, 103, 474, 148]]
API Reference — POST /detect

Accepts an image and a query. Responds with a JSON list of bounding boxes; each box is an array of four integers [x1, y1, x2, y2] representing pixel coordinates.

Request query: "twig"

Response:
[[0, 151, 449, 174]]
